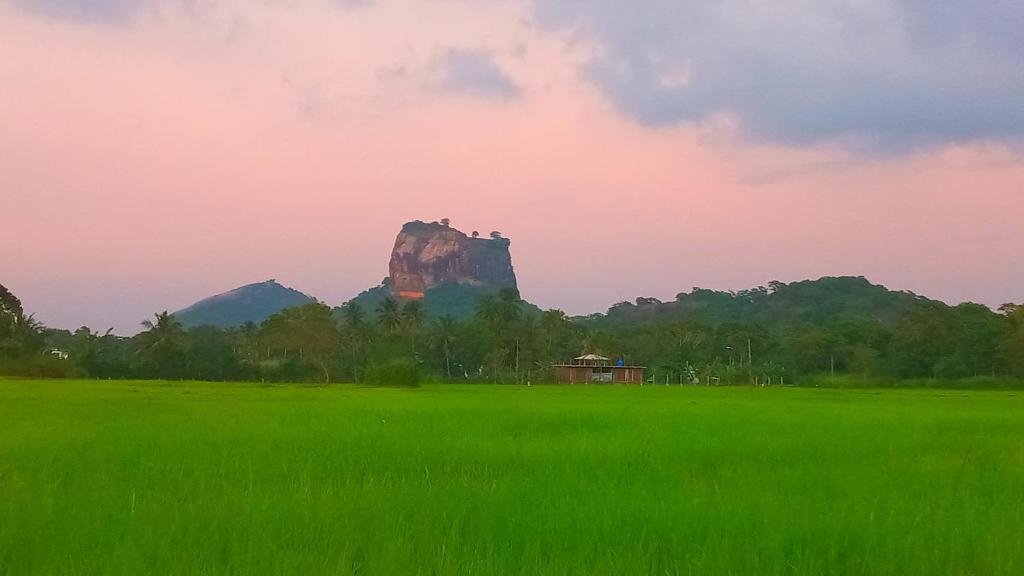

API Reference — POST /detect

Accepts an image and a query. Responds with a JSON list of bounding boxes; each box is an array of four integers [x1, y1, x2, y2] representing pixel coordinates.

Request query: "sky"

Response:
[[2, 0, 1023, 335]]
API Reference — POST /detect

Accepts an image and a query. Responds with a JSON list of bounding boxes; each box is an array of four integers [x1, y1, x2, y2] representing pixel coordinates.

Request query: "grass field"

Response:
[[1, 379, 1023, 575]]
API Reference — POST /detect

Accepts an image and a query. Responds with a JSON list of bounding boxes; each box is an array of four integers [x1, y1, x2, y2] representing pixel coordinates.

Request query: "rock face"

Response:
[[174, 280, 316, 328], [389, 221, 517, 298]]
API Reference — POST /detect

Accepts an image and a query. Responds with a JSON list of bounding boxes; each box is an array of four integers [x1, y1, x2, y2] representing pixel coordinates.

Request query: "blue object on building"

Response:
[[617, 358, 624, 367]]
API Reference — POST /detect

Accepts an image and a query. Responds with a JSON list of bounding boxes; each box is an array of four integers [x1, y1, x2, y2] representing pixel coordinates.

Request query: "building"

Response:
[[552, 354, 646, 384]]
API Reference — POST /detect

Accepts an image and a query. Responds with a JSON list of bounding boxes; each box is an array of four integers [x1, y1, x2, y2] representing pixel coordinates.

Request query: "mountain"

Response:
[[344, 220, 534, 319], [173, 280, 317, 329]]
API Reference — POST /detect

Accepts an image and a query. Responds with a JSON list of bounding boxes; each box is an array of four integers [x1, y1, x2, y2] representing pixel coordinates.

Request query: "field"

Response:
[[1, 380, 1023, 575]]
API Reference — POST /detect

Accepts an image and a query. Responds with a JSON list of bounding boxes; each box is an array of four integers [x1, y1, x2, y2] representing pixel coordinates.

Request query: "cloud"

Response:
[[529, 0, 1024, 149], [13, 0, 372, 24], [435, 48, 520, 100], [13, 0, 142, 22]]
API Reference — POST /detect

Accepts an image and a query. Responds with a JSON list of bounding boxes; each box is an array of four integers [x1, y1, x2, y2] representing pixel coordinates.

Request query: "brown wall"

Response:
[[553, 366, 645, 384], [612, 367, 644, 384]]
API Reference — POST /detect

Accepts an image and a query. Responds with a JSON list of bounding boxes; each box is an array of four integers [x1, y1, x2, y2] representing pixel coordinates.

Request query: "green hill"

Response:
[[174, 280, 317, 329], [589, 276, 937, 328], [341, 280, 541, 321]]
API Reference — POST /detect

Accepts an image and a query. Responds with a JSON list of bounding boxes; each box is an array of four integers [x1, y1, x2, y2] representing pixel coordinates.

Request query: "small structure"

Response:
[[552, 354, 646, 385]]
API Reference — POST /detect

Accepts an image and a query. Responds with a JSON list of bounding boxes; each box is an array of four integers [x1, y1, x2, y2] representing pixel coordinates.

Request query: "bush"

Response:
[[0, 355, 85, 379], [364, 359, 421, 388]]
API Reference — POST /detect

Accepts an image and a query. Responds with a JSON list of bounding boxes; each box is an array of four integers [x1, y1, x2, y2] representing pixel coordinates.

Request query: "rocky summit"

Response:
[[389, 220, 517, 299]]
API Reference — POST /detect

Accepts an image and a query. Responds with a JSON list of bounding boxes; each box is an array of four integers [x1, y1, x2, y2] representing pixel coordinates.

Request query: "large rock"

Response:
[[389, 221, 517, 298]]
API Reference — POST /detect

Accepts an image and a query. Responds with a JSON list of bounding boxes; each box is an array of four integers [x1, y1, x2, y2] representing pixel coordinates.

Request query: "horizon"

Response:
[[21, 267, 1015, 337], [4, 0, 1023, 334]]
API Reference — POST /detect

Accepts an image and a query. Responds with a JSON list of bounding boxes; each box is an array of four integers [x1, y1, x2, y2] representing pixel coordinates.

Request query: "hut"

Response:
[[552, 354, 646, 384]]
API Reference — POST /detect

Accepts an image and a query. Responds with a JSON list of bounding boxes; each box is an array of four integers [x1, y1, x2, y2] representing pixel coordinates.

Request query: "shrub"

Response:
[[364, 359, 421, 388], [0, 355, 85, 379]]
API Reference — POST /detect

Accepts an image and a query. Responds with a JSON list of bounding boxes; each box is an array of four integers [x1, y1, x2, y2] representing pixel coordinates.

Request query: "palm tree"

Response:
[[476, 289, 521, 327], [402, 300, 425, 354], [475, 293, 500, 327], [377, 297, 402, 334], [139, 311, 184, 347], [340, 302, 365, 329], [539, 309, 569, 360], [496, 288, 523, 324], [430, 314, 458, 380], [339, 302, 367, 380], [137, 311, 185, 379]]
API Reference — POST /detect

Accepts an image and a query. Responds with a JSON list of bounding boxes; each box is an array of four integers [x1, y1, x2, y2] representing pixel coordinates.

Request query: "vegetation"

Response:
[[1, 379, 1022, 575], [4, 277, 1024, 386], [364, 358, 421, 387]]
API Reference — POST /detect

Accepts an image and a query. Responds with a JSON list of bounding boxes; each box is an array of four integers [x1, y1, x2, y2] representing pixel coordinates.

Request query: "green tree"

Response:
[[184, 325, 239, 381], [429, 314, 458, 380], [538, 309, 571, 362], [339, 302, 369, 381], [377, 297, 402, 334], [0, 283, 45, 362], [1000, 304, 1024, 377], [402, 299, 425, 354], [948, 303, 1005, 377], [887, 305, 955, 378], [340, 301, 365, 329], [260, 303, 339, 383], [136, 312, 186, 379]]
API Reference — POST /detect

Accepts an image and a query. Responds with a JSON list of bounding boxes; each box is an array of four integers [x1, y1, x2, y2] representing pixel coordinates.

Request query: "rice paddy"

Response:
[[1, 379, 1022, 575]]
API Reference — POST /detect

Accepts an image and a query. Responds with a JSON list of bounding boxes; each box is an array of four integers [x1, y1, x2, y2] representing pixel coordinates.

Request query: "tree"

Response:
[[338, 303, 369, 382], [136, 312, 186, 379], [476, 288, 522, 330], [440, 218, 451, 227], [1000, 304, 1024, 377], [949, 303, 1005, 377], [233, 322, 261, 380], [377, 297, 402, 334], [340, 302, 365, 329], [475, 293, 500, 327], [259, 303, 339, 383], [489, 231, 502, 240], [184, 325, 239, 381], [70, 327, 101, 375], [430, 314, 459, 380], [539, 309, 571, 361], [887, 305, 955, 378], [402, 299, 425, 354], [0, 283, 25, 322], [0, 283, 44, 360]]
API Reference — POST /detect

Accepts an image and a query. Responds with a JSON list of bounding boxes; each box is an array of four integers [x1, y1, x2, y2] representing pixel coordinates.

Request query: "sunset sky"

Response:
[[3, 0, 1023, 334]]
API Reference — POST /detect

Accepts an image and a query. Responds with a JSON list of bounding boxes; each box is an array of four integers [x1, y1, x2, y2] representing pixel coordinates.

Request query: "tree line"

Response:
[[3, 279, 1024, 386]]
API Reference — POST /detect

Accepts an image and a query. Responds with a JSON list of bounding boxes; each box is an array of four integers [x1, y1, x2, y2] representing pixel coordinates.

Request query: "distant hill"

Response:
[[174, 280, 317, 329], [586, 276, 941, 328]]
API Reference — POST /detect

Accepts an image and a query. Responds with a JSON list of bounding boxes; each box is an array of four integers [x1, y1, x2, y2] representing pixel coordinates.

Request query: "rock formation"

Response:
[[388, 220, 517, 298]]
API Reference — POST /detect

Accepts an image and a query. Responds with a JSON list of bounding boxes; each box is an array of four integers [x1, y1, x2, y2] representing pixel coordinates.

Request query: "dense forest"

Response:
[[2, 277, 1023, 386]]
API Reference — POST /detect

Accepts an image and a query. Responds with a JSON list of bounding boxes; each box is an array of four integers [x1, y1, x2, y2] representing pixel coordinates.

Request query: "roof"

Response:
[[574, 354, 610, 361]]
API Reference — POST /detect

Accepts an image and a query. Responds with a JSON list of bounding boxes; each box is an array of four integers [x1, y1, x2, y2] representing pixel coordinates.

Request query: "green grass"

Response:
[[1, 379, 1023, 575]]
